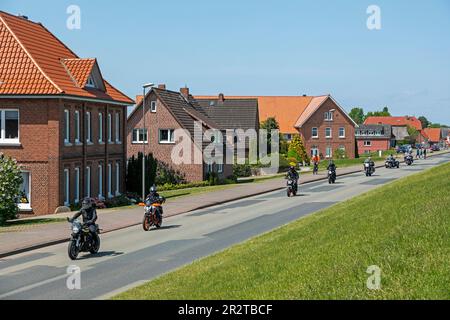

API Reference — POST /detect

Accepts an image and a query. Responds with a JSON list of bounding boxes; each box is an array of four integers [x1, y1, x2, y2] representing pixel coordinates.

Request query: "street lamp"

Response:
[[142, 83, 154, 202]]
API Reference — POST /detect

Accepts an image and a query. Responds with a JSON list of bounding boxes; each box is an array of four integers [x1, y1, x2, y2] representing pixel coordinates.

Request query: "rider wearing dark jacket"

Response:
[[286, 166, 299, 191], [146, 185, 165, 219], [69, 198, 98, 234], [327, 161, 337, 172]]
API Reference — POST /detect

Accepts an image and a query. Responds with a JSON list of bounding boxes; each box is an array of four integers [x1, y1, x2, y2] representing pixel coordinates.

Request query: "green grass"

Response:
[[0, 218, 67, 233], [114, 162, 450, 300]]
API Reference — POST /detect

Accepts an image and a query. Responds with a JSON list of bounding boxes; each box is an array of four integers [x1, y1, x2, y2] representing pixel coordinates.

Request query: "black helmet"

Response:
[[150, 185, 157, 193], [81, 198, 93, 210]]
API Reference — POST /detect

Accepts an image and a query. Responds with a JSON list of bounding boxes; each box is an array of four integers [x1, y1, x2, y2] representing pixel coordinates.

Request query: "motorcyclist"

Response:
[[68, 198, 98, 235], [145, 185, 165, 220], [286, 166, 299, 192], [364, 156, 375, 171], [327, 160, 337, 172]]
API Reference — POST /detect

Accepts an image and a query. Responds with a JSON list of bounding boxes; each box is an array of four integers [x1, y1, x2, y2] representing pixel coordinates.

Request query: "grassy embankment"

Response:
[[115, 162, 450, 300]]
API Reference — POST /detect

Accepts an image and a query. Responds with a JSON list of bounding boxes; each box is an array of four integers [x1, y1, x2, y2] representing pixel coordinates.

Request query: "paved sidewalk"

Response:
[[1, 151, 448, 258]]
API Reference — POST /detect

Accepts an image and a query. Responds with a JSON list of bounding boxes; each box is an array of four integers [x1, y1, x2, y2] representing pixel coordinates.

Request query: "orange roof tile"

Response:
[[0, 11, 133, 104], [364, 116, 423, 131], [423, 128, 441, 142]]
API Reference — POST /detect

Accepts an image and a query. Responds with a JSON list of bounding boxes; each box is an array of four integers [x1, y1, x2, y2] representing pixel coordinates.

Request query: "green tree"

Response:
[[406, 125, 419, 144], [288, 134, 309, 165], [0, 153, 23, 225], [418, 116, 430, 129], [349, 107, 365, 124], [366, 106, 391, 118], [260, 117, 280, 154]]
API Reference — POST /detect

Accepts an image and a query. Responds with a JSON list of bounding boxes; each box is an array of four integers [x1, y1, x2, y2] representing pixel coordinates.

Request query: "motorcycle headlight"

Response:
[[72, 225, 80, 233]]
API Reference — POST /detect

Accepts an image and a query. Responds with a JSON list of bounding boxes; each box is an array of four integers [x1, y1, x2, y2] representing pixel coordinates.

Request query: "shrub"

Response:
[[104, 195, 132, 208], [288, 134, 310, 164], [233, 164, 252, 178], [0, 153, 23, 225]]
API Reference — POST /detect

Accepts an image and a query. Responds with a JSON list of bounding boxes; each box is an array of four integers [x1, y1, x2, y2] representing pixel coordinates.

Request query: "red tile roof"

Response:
[[364, 116, 423, 131], [195, 95, 342, 134], [0, 11, 133, 104], [423, 128, 441, 142]]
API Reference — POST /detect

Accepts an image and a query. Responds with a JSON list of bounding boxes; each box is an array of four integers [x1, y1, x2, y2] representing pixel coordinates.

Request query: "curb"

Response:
[[1, 151, 448, 259]]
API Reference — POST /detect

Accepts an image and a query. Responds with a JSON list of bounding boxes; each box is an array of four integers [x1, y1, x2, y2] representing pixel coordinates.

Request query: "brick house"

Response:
[[364, 116, 426, 145], [127, 86, 234, 182], [423, 128, 443, 145], [0, 12, 134, 216], [355, 124, 394, 154], [196, 94, 357, 159]]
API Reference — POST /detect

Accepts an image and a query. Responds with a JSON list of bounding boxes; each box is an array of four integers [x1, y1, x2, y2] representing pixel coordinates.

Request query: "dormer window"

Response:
[[86, 75, 96, 88]]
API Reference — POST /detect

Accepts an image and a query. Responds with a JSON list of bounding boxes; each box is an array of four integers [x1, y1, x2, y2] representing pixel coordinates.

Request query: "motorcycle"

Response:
[[364, 162, 375, 176], [142, 196, 166, 231], [67, 218, 100, 260], [286, 178, 297, 197], [385, 158, 400, 169], [404, 154, 414, 166], [328, 169, 336, 184]]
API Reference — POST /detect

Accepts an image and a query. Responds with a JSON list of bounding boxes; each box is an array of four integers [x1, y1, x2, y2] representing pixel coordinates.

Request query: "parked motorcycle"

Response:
[[328, 169, 336, 184], [67, 218, 100, 260], [364, 163, 375, 176], [142, 196, 166, 231], [404, 154, 414, 166], [385, 158, 400, 169], [286, 178, 297, 197]]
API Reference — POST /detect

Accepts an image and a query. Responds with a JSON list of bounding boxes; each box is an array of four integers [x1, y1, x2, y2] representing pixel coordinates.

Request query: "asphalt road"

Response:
[[1, 153, 449, 300]]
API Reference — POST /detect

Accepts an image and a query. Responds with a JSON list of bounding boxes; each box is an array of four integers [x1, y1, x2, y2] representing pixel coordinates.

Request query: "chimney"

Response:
[[18, 14, 29, 20], [218, 93, 225, 102], [180, 87, 190, 98], [158, 84, 166, 90], [135, 95, 144, 105]]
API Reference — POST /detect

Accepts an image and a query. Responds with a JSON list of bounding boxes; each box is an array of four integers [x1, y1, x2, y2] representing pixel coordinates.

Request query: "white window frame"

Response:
[[311, 146, 319, 157], [64, 110, 70, 145], [326, 147, 332, 159], [74, 111, 80, 144], [364, 140, 372, 147], [74, 167, 80, 204], [107, 163, 113, 198], [98, 164, 103, 198], [159, 129, 175, 144], [86, 75, 96, 88], [64, 168, 70, 206], [325, 127, 332, 138], [0, 109, 20, 145], [115, 162, 120, 196], [18, 171, 32, 211], [217, 163, 223, 174], [312, 127, 318, 139], [339, 127, 345, 138], [132, 128, 148, 144], [108, 113, 112, 143], [98, 113, 103, 143], [324, 111, 333, 121], [150, 101, 157, 113], [85, 111, 92, 143], [85, 166, 91, 198], [115, 112, 121, 143]]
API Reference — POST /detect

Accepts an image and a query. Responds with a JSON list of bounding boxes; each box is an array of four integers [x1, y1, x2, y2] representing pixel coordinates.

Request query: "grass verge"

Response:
[[0, 218, 67, 233], [114, 162, 450, 300]]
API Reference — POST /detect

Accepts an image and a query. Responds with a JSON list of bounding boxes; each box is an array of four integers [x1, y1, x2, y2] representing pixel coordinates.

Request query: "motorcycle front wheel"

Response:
[[142, 215, 152, 231], [68, 240, 79, 260]]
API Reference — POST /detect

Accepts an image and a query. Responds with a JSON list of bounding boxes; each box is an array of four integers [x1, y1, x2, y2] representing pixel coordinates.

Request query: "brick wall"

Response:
[[0, 98, 128, 216], [357, 139, 390, 154], [299, 98, 356, 159]]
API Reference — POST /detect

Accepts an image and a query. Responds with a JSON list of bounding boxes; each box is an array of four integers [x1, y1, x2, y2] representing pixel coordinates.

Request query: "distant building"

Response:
[[196, 94, 357, 159], [364, 116, 426, 144], [355, 124, 394, 154], [423, 128, 443, 145]]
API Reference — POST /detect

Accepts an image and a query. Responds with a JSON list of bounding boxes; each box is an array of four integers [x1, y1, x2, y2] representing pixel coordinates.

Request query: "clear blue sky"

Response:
[[2, 0, 450, 124]]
